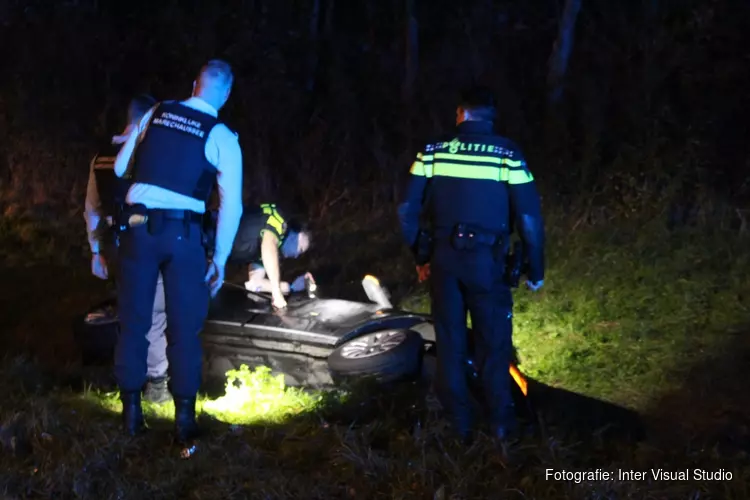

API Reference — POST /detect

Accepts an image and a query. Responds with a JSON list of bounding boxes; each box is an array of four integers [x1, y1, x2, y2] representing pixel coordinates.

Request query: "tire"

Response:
[[73, 300, 119, 366], [327, 329, 424, 384]]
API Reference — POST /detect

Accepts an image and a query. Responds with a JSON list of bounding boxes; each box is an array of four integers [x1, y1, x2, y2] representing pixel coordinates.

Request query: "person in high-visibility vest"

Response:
[[398, 86, 545, 443], [229, 203, 313, 310]]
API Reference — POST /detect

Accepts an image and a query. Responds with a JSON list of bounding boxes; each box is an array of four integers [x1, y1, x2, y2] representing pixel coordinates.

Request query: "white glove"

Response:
[[526, 279, 544, 292]]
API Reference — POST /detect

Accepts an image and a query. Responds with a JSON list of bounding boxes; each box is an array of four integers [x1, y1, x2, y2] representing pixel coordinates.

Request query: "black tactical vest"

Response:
[[131, 101, 220, 203], [229, 207, 268, 264]]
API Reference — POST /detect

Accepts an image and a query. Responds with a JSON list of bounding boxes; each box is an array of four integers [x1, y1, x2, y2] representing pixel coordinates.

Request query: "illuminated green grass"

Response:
[[400, 222, 750, 410], [84, 365, 332, 425]]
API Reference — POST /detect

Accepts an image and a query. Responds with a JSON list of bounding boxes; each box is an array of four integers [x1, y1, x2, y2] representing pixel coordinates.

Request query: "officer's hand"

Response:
[[91, 254, 108, 280], [416, 263, 431, 283], [526, 279, 544, 292], [272, 290, 287, 310], [205, 260, 225, 298]]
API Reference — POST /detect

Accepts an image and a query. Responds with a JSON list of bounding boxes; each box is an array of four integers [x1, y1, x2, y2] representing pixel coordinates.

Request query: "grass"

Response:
[[85, 365, 329, 427], [1, 210, 750, 498], [401, 220, 750, 412], [511, 222, 750, 409], [1, 356, 748, 499]]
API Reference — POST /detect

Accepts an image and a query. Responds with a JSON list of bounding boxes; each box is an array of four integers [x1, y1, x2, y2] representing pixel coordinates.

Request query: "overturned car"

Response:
[[75, 274, 529, 397], [75, 274, 653, 442], [201, 276, 431, 387]]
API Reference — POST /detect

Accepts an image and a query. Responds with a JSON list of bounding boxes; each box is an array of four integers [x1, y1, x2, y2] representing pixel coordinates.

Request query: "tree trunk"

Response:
[[364, 0, 376, 51], [546, 0, 582, 104], [324, 0, 335, 38], [259, 0, 268, 28], [306, 0, 321, 92], [402, 0, 418, 102]]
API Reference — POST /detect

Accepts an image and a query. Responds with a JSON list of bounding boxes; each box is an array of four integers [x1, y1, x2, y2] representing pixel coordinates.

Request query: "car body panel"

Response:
[[201, 284, 434, 387], [204, 285, 433, 351]]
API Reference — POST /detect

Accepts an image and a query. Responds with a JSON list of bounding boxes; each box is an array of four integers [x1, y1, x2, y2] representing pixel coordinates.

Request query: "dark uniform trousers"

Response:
[[430, 240, 515, 434], [114, 216, 208, 399], [102, 238, 168, 380]]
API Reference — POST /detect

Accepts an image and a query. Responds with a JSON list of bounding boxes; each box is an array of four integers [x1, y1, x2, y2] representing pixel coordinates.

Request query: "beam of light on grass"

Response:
[[394, 226, 750, 412], [201, 365, 326, 425], [83, 365, 341, 426]]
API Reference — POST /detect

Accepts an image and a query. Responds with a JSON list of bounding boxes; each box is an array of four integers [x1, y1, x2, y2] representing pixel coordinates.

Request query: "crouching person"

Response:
[[84, 93, 170, 404], [230, 203, 312, 309]]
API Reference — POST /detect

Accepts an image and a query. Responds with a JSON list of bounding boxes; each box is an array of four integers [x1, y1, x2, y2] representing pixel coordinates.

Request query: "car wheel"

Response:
[[327, 329, 424, 384], [73, 301, 119, 366]]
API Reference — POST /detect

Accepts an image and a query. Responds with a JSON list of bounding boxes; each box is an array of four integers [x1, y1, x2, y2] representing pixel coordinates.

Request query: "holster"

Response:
[[116, 203, 147, 234], [202, 210, 218, 258], [110, 204, 128, 237]]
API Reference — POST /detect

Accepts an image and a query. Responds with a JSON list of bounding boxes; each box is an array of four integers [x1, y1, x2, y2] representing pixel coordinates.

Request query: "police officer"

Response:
[[84, 94, 171, 405], [229, 203, 312, 309], [113, 60, 244, 443], [397, 86, 545, 442]]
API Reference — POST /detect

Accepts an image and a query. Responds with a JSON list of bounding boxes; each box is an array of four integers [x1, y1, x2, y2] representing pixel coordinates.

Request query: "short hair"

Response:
[[128, 94, 157, 124], [286, 218, 307, 235], [198, 59, 234, 88], [458, 85, 497, 122]]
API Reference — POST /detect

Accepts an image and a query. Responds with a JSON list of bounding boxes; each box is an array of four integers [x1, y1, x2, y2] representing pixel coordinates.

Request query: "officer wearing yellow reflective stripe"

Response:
[[229, 203, 312, 309], [398, 86, 545, 443]]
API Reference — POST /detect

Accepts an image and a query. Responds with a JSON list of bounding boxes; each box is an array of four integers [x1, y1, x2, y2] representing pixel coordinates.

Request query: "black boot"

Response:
[[174, 397, 199, 444], [120, 391, 145, 436]]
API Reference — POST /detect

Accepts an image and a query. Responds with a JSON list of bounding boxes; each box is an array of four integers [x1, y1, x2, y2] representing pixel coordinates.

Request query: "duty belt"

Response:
[[124, 205, 204, 228], [433, 223, 505, 246]]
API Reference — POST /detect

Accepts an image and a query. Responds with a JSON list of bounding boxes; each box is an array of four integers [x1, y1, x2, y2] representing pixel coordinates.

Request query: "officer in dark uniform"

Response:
[[84, 94, 171, 405], [229, 203, 312, 309], [397, 86, 545, 441], [112, 60, 244, 443]]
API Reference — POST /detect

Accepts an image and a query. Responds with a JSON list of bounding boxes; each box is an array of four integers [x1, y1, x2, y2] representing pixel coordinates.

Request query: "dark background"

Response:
[[1, 4, 750, 496], [1, 0, 748, 226]]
